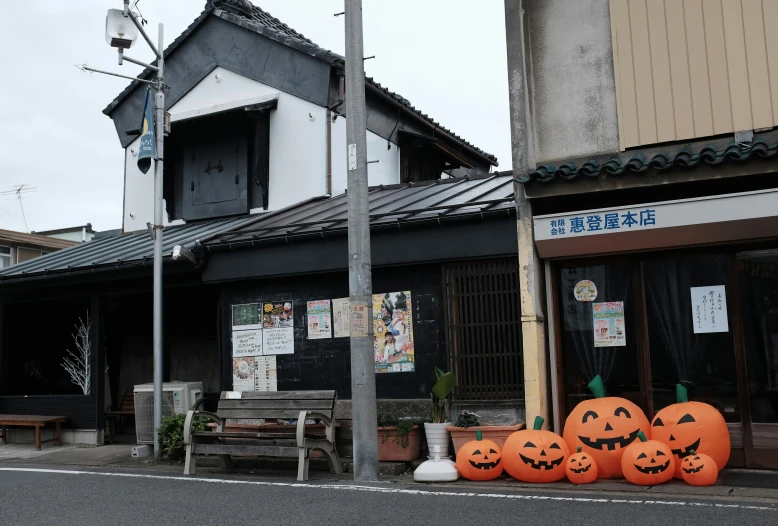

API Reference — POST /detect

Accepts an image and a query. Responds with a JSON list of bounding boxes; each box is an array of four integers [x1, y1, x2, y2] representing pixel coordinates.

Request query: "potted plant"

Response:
[[376, 415, 421, 462], [447, 409, 525, 455], [424, 366, 456, 457]]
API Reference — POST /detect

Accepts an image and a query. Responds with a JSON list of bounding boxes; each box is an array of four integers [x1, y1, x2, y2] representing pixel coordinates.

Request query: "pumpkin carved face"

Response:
[[503, 416, 570, 483], [455, 430, 503, 481], [680, 450, 718, 487], [566, 446, 597, 484], [563, 376, 650, 479], [621, 431, 675, 485], [651, 385, 730, 479]]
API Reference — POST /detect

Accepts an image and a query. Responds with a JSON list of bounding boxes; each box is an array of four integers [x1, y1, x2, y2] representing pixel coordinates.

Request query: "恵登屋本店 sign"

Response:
[[373, 291, 415, 373]]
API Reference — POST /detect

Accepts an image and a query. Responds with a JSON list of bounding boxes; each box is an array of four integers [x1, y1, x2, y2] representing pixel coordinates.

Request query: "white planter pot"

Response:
[[424, 422, 451, 458]]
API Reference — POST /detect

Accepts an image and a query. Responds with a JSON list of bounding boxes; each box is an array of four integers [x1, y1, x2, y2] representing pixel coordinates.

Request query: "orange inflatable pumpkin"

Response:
[[651, 384, 730, 479], [566, 446, 597, 484], [621, 431, 675, 485], [503, 416, 570, 482], [680, 450, 718, 487], [563, 375, 650, 479], [455, 430, 504, 481]]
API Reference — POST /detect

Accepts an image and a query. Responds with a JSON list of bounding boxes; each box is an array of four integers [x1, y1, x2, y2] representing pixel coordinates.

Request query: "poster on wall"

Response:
[[373, 291, 415, 373], [690, 285, 729, 334], [593, 301, 626, 347], [263, 327, 295, 355], [232, 303, 262, 330], [263, 301, 294, 328], [232, 329, 263, 357], [232, 356, 255, 391], [307, 300, 332, 339], [332, 298, 350, 338], [254, 356, 278, 391]]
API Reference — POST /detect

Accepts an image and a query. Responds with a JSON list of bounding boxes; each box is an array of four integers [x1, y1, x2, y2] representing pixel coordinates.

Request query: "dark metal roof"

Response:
[[0, 216, 256, 282], [202, 174, 515, 249], [102, 1, 496, 165], [519, 137, 778, 184]]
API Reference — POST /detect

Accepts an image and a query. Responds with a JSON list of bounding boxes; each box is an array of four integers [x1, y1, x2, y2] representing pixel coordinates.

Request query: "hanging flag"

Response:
[[137, 88, 157, 174]]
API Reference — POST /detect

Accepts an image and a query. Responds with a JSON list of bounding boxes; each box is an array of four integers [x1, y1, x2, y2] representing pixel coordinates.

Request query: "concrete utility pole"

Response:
[[504, 0, 549, 427], [344, 0, 380, 481]]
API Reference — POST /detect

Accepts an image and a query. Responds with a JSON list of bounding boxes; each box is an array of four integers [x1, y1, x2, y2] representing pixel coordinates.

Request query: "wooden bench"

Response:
[[0, 415, 66, 451], [105, 392, 135, 434], [183, 391, 343, 481]]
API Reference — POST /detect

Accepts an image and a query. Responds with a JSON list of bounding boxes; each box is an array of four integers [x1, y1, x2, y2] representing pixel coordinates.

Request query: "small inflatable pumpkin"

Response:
[[455, 430, 504, 481], [651, 384, 730, 479], [566, 446, 598, 484], [563, 375, 650, 479], [621, 431, 675, 485], [503, 416, 570, 482], [680, 450, 718, 487]]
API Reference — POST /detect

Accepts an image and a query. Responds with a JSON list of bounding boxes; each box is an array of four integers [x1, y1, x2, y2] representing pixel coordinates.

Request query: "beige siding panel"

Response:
[[630, 0, 658, 144], [612, 0, 641, 147], [702, 0, 734, 134], [685, 0, 715, 137], [743, 0, 774, 129], [647, 0, 676, 142], [761, 0, 778, 126], [722, 0, 754, 131], [665, 0, 696, 140]]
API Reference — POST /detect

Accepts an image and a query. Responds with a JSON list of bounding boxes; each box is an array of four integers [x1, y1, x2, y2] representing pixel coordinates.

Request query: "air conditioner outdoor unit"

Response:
[[133, 381, 203, 444]]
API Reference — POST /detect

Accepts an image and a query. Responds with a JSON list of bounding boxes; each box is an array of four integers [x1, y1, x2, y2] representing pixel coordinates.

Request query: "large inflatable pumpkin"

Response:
[[566, 446, 598, 484], [680, 450, 718, 487], [455, 430, 504, 481], [621, 431, 675, 485], [650, 384, 730, 479], [563, 375, 650, 479], [503, 416, 570, 483]]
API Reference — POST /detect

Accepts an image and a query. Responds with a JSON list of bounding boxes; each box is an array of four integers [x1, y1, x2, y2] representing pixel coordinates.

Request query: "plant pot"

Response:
[[446, 424, 525, 455], [377, 425, 421, 461], [424, 422, 451, 458]]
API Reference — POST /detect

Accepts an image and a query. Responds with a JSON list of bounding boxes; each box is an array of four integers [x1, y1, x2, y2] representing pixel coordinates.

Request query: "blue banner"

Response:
[[137, 88, 157, 174]]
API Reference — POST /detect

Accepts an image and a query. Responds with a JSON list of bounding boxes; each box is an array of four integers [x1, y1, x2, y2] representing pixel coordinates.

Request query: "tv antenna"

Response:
[[1, 184, 37, 233]]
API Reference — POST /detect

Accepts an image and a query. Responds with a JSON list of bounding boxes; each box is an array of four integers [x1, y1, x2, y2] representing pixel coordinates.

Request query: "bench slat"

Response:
[[217, 399, 335, 411], [192, 431, 297, 439], [192, 443, 299, 457], [220, 391, 336, 400], [217, 409, 333, 420]]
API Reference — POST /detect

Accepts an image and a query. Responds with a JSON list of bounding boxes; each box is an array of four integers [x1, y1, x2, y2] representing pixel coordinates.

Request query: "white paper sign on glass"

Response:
[[690, 285, 729, 334]]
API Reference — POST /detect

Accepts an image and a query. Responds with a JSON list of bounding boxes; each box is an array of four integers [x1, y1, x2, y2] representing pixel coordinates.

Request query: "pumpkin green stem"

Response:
[[636, 430, 648, 443], [577, 446, 582, 453], [689, 450, 696, 455], [676, 384, 689, 403], [476, 430, 482, 441], [533, 416, 545, 430], [588, 375, 606, 399]]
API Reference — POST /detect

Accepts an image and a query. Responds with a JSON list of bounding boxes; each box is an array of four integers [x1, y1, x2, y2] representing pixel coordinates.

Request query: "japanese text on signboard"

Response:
[[549, 209, 657, 237]]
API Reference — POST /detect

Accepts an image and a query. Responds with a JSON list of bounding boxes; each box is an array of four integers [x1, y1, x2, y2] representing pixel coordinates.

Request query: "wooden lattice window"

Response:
[[443, 260, 523, 402]]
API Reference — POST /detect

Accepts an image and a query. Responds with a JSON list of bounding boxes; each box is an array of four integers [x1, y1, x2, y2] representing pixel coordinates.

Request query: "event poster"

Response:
[[263, 301, 293, 328], [232, 356, 255, 391], [593, 301, 626, 347], [332, 298, 350, 338], [232, 303, 262, 330], [232, 329, 263, 357], [254, 356, 277, 391], [690, 285, 729, 334], [307, 300, 332, 339], [373, 291, 415, 373]]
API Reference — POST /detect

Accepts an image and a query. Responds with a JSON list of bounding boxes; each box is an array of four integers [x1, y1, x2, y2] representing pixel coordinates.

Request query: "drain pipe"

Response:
[[326, 74, 345, 195]]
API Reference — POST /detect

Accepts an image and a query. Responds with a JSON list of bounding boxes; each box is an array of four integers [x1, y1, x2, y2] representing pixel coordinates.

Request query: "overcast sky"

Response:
[[0, 1, 510, 233]]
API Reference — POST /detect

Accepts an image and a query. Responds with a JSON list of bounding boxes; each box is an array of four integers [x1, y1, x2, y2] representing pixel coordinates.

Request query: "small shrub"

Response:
[[377, 414, 418, 448], [157, 413, 208, 461], [454, 409, 480, 428]]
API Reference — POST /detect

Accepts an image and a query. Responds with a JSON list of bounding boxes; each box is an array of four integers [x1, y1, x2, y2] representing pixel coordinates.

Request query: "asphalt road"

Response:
[[0, 466, 775, 526]]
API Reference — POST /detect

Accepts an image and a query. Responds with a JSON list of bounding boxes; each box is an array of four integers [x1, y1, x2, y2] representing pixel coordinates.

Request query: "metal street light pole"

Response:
[[344, 0, 379, 482]]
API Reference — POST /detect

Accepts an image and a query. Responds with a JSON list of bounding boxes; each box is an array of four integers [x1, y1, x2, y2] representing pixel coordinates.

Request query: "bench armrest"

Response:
[[296, 411, 336, 446], [184, 410, 223, 445]]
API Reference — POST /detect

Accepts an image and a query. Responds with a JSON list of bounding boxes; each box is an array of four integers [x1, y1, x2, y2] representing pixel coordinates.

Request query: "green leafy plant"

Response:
[[377, 415, 418, 448], [454, 409, 480, 428], [431, 366, 457, 423], [157, 413, 208, 461]]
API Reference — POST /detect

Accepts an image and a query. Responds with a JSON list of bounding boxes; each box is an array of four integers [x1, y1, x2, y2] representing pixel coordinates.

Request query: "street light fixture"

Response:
[[83, 0, 166, 456]]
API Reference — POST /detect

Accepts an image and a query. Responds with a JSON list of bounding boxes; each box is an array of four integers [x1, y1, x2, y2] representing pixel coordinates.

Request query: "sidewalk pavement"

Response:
[[2, 442, 778, 502]]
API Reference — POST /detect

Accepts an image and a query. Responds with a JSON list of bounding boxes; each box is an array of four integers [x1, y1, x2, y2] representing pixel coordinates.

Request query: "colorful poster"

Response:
[[232, 303, 262, 330], [332, 298, 350, 338], [254, 356, 278, 391], [263, 327, 294, 355], [232, 356, 255, 391], [307, 300, 332, 339], [691, 286, 729, 334], [574, 280, 598, 302], [373, 291, 415, 373], [232, 329, 263, 357], [263, 301, 294, 328], [593, 301, 626, 347]]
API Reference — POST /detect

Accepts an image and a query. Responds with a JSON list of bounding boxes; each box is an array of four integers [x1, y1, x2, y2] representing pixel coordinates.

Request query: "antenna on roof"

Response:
[[1, 184, 37, 233]]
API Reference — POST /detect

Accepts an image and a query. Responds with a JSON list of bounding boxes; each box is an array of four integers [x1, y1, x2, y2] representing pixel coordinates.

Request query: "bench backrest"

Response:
[[216, 391, 337, 421]]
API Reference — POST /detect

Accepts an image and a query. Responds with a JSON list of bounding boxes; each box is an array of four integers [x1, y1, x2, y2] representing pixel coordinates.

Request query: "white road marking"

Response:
[[0, 467, 775, 512]]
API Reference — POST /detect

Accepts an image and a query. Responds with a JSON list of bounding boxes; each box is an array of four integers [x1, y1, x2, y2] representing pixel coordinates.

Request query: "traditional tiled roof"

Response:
[[103, 0, 497, 165], [519, 138, 778, 184]]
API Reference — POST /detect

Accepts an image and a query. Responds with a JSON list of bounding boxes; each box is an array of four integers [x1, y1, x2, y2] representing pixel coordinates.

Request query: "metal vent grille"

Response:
[[134, 391, 175, 444]]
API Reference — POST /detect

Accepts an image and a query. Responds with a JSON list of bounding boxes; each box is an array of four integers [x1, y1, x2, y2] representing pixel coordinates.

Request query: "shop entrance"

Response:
[[552, 249, 777, 469]]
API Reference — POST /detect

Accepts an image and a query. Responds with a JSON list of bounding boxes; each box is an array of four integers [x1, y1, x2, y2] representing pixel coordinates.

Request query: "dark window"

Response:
[[399, 131, 475, 184]]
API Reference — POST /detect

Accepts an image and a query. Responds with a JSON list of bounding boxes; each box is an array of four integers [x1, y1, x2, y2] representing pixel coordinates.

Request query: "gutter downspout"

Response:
[[326, 74, 346, 196]]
